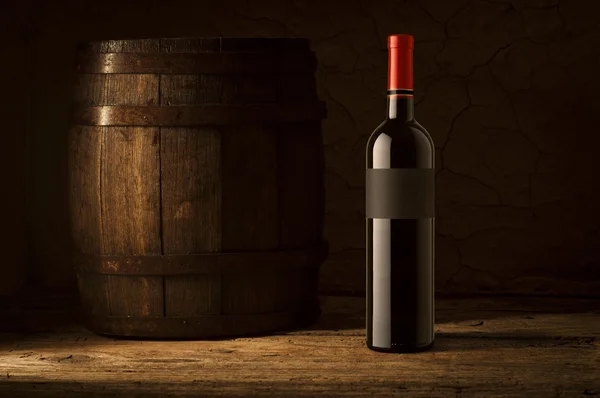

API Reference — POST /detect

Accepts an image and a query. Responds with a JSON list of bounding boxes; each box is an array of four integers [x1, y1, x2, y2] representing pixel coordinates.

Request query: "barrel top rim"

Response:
[[78, 37, 312, 53], [82, 37, 310, 42]]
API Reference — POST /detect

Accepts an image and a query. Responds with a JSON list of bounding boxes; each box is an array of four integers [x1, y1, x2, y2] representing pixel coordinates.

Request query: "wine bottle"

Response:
[[365, 34, 435, 353]]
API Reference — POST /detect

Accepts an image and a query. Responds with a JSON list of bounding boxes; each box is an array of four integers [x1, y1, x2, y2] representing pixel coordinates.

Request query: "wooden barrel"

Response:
[[68, 37, 327, 339]]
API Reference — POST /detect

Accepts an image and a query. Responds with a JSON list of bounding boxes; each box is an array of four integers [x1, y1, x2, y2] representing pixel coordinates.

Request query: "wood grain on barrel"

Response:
[[221, 76, 277, 104], [160, 75, 222, 105], [75, 74, 159, 106], [76, 273, 110, 315], [100, 127, 161, 255], [72, 103, 326, 126], [222, 271, 293, 314], [106, 275, 163, 317], [160, 38, 220, 53], [160, 128, 221, 253], [221, 127, 279, 251], [99, 126, 163, 319], [165, 275, 221, 316], [69, 126, 102, 254], [81, 39, 160, 54], [70, 37, 326, 338], [77, 53, 317, 75], [160, 126, 221, 319]]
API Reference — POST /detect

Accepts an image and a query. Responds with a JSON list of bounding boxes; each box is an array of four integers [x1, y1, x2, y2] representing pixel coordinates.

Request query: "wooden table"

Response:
[[1, 294, 599, 397]]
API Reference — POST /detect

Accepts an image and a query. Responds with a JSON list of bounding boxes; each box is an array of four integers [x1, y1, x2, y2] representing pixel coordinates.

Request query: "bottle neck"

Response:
[[387, 38, 414, 121], [387, 96, 414, 121]]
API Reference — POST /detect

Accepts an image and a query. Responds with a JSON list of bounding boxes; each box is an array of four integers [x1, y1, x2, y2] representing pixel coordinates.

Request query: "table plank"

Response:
[[0, 296, 599, 397]]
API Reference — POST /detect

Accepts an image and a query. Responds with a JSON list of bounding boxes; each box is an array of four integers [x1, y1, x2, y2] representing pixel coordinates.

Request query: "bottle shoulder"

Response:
[[410, 120, 434, 144], [367, 119, 434, 149], [366, 119, 434, 169]]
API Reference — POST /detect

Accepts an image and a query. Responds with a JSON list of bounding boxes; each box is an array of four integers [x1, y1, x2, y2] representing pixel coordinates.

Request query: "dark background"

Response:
[[2, 0, 600, 300]]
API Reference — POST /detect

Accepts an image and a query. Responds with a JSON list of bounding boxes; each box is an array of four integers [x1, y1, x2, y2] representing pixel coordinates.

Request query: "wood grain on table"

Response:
[[1, 295, 599, 397]]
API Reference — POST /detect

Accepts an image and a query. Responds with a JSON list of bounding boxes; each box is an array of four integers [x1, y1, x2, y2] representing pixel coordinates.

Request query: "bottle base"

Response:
[[367, 339, 434, 353]]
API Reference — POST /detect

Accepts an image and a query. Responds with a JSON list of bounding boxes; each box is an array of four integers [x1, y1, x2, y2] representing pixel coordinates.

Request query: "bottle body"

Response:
[[366, 34, 435, 353]]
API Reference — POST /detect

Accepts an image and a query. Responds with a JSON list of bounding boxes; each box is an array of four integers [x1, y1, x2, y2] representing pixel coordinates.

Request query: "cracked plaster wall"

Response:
[[24, 0, 600, 296]]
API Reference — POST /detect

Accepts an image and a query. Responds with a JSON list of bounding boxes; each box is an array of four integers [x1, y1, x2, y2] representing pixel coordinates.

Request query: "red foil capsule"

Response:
[[387, 34, 414, 92]]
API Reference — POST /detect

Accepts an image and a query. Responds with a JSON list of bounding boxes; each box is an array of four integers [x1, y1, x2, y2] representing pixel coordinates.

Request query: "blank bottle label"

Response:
[[366, 168, 434, 219]]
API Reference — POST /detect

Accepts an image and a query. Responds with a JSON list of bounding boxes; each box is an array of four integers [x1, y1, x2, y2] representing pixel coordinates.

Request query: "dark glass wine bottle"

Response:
[[365, 34, 435, 353]]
